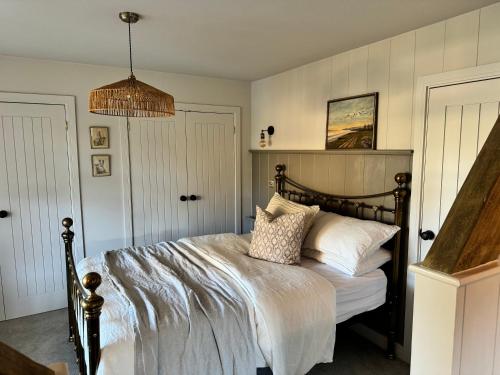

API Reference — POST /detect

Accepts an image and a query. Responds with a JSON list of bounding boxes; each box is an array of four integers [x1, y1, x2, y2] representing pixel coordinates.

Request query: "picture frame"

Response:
[[325, 92, 378, 150], [91, 154, 111, 177], [89, 126, 109, 149]]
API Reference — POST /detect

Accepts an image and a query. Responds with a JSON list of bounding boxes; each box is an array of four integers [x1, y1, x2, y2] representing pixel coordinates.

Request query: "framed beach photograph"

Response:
[[89, 126, 109, 149], [91, 154, 111, 177], [325, 92, 378, 150]]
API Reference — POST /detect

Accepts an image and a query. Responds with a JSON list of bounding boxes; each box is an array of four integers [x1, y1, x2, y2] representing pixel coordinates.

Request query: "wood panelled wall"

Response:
[[251, 150, 412, 215], [251, 3, 500, 150]]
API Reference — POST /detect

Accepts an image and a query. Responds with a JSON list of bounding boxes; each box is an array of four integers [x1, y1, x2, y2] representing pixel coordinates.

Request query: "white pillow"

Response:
[[266, 193, 320, 235], [303, 211, 399, 274], [302, 247, 392, 276]]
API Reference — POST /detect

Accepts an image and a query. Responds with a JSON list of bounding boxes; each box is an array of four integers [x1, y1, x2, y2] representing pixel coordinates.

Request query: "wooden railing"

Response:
[[62, 218, 103, 375]]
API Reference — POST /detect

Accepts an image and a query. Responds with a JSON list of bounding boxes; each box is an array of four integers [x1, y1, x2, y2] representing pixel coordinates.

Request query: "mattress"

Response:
[[239, 233, 387, 324], [300, 257, 387, 323]]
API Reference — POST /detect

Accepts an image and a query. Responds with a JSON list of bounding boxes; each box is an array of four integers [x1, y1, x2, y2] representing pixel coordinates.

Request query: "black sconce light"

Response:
[[259, 126, 275, 148]]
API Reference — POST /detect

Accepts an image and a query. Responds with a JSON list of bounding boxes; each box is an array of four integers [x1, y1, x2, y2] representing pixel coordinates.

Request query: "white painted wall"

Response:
[[0, 55, 251, 258], [251, 2, 500, 150]]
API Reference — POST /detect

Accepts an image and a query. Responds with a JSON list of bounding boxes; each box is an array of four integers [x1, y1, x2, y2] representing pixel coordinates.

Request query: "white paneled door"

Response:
[[129, 115, 186, 246], [185, 112, 236, 237], [0, 100, 80, 319], [418, 78, 500, 260], [129, 109, 238, 246]]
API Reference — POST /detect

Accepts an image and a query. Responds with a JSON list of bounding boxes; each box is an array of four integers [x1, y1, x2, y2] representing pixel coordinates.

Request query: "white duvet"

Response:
[[78, 233, 337, 375]]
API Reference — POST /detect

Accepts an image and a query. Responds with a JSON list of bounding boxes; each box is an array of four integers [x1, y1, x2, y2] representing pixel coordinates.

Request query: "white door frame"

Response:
[[120, 102, 242, 247], [403, 61, 500, 359], [0, 92, 84, 259], [410, 61, 500, 266]]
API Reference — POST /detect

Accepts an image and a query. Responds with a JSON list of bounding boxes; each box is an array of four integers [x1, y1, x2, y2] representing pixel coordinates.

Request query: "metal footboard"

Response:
[[62, 218, 103, 375]]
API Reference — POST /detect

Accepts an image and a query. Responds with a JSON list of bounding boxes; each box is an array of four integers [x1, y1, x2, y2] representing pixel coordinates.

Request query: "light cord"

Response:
[[128, 21, 134, 76]]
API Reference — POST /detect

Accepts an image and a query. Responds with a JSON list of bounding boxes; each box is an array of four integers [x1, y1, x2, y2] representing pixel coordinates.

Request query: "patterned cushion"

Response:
[[249, 206, 306, 265], [266, 193, 320, 236]]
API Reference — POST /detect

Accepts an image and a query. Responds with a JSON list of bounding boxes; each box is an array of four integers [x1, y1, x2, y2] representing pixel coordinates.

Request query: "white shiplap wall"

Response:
[[251, 3, 500, 150]]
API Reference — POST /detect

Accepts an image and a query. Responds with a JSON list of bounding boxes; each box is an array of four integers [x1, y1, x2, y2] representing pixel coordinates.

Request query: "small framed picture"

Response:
[[326, 92, 378, 150], [89, 126, 109, 149], [91, 154, 111, 177]]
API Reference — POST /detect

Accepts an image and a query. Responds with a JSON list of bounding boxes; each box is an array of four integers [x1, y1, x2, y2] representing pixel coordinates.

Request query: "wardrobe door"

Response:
[[129, 114, 188, 246], [0, 102, 80, 319], [185, 112, 236, 237]]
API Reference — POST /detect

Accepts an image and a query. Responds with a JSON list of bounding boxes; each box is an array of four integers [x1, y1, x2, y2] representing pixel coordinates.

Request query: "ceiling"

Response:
[[1, 0, 497, 80]]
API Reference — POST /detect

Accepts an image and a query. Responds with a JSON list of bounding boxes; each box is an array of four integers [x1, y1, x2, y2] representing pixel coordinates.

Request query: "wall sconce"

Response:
[[259, 126, 275, 148]]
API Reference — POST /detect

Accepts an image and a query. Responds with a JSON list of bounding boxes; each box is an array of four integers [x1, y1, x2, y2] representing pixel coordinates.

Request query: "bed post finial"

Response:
[[62, 217, 74, 243], [81, 272, 104, 375], [386, 173, 410, 359], [395, 172, 409, 188], [275, 164, 286, 195]]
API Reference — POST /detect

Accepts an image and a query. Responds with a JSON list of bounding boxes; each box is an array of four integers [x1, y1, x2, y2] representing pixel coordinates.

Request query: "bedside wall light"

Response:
[[259, 126, 275, 148]]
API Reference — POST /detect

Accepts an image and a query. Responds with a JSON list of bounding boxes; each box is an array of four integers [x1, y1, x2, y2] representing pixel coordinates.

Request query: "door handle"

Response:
[[180, 195, 187, 202], [0, 210, 8, 218], [189, 195, 198, 201], [419, 230, 435, 241]]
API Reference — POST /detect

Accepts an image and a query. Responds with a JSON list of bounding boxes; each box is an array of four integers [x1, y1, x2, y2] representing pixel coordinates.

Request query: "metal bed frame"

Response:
[[61, 163, 410, 374], [274, 164, 410, 359]]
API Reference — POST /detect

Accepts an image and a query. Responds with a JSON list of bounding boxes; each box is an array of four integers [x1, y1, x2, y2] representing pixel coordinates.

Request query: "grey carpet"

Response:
[[0, 309, 409, 374]]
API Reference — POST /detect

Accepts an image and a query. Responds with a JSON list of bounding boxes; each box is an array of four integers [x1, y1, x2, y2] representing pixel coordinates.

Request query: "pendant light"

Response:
[[89, 12, 175, 117]]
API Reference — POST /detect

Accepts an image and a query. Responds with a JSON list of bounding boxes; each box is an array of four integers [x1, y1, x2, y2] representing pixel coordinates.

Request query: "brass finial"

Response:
[[394, 173, 409, 186], [81, 272, 104, 319], [82, 272, 102, 293], [61, 217, 74, 244], [62, 217, 73, 229]]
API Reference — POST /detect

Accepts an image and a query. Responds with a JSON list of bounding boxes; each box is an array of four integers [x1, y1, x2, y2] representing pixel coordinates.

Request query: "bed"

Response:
[[62, 164, 409, 375]]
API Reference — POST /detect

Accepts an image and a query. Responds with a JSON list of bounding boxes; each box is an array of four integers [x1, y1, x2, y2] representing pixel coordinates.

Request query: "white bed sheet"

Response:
[[238, 233, 387, 323], [299, 257, 387, 323], [237, 234, 387, 362]]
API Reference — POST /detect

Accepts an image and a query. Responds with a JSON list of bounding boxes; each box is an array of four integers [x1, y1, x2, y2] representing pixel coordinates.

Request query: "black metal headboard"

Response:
[[274, 164, 410, 359]]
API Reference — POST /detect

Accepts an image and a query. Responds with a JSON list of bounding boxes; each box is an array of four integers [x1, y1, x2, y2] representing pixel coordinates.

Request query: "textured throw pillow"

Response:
[[249, 206, 306, 265], [265, 193, 320, 235], [303, 211, 400, 275], [302, 247, 392, 276]]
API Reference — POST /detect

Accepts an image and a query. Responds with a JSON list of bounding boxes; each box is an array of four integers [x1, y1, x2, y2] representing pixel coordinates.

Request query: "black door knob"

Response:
[[180, 195, 187, 202], [189, 195, 197, 201], [419, 230, 435, 241], [0, 210, 8, 218]]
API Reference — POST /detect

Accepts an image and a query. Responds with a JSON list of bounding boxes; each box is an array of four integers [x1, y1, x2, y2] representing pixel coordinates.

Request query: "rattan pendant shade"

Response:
[[89, 75, 175, 117], [89, 12, 175, 117]]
